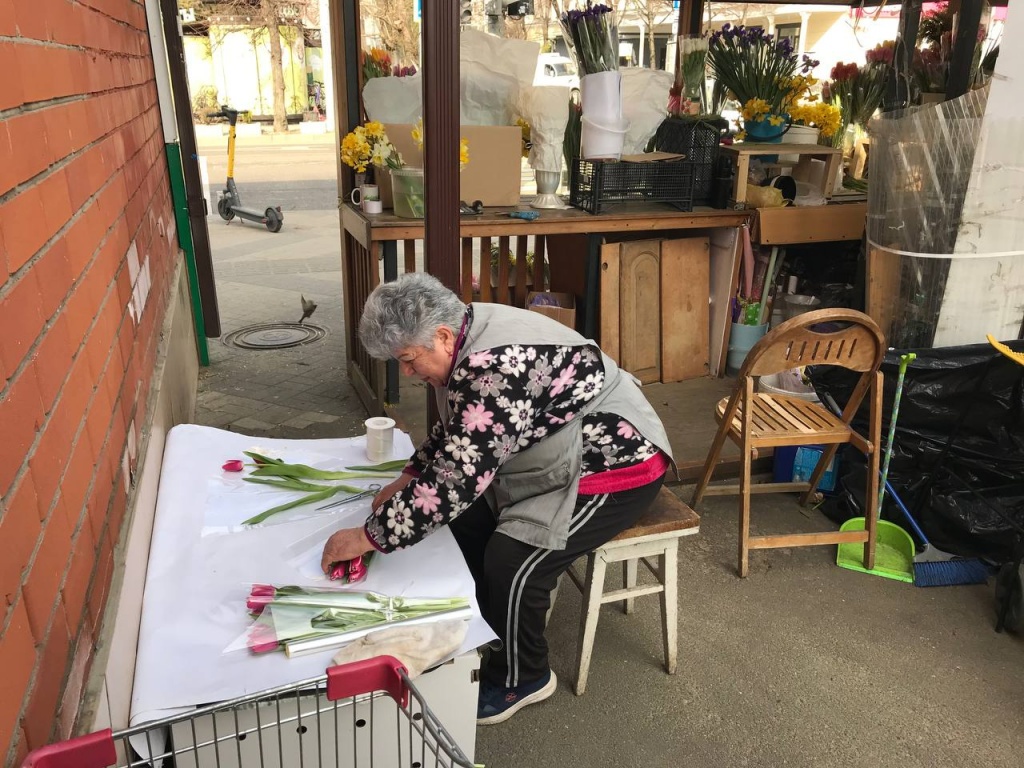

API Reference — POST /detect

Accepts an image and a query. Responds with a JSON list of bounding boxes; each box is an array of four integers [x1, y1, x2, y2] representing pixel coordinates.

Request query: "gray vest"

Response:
[[435, 303, 674, 550]]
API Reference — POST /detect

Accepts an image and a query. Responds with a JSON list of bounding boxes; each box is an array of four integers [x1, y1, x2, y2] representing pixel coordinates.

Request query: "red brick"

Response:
[[0, 269, 45, 374], [22, 601, 70, 750], [32, 314, 74, 413], [34, 239, 73, 322], [65, 205, 104, 280], [38, 172, 73, 243], [0, 4, 17, 36], [87, 544, 114, 638], [0, 368, 44, 498], [0, 473, 43, 611], [0, 186, 49, 273], [0, 600, 37, 760], [13, 0, 54, 41], [60, 519, 95, 634], [0, 44, 24, 111], [64, 159, 95, 213], [22, 498, 73, 642], [58, 432, 96, 529], [0, 123, 16, 198], [13, 42, 60, 106], [44, 107, 75, 166], [3, 109, 50, 190], [28, 406, 77, 514]]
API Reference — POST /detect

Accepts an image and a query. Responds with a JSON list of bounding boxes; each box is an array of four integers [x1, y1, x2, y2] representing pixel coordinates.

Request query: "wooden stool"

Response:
[[566, 487, 700, 695]]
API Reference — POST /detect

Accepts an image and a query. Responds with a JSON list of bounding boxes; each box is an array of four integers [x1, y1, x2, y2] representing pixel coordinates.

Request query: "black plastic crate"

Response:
[[570, 158, 695, 215], [653, 116, 727, 205]]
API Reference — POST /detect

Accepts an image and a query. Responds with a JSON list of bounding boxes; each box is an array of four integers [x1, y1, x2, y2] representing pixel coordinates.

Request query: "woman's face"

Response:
[[394, 326, 456, 387]]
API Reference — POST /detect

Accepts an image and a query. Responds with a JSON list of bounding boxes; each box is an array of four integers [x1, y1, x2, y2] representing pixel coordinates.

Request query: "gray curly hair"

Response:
[[358, 272, 467, 360]]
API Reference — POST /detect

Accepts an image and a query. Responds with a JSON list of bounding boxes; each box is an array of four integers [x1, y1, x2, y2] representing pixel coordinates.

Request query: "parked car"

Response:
[[534, 53, 580, 95]]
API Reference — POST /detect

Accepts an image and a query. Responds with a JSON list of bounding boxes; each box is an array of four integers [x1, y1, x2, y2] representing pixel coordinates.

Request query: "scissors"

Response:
[[316, 484, 381, 511]]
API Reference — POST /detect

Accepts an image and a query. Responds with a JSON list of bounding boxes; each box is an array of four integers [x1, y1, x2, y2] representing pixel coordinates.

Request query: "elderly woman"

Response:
[[322, 272, 673, 725]]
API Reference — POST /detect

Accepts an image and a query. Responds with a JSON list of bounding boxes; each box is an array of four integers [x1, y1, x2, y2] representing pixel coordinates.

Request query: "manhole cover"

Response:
[[223, 323, 327, 350]]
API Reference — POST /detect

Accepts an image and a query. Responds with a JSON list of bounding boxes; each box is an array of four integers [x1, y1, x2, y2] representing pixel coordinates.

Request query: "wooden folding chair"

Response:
[[691, 309, 886, 577]]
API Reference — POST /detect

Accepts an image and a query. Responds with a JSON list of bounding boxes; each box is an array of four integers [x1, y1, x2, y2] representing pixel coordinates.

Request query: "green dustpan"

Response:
[[836, 518, 915, 583]]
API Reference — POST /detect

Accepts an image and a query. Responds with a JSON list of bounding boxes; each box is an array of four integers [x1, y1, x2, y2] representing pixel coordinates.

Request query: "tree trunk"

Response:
[[648, 16, 656, 68], [262, 0, 288, 132]]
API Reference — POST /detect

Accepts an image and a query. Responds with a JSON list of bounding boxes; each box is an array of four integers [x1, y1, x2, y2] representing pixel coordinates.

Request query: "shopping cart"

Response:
[[22, 656, 477, 768]]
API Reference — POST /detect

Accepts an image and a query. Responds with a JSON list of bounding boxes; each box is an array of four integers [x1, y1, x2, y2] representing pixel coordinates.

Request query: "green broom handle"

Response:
[[876, 352, 917, 521]]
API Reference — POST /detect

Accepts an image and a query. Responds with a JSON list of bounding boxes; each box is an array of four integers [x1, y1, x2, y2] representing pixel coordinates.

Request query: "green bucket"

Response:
[[836, 518, 915, 583]]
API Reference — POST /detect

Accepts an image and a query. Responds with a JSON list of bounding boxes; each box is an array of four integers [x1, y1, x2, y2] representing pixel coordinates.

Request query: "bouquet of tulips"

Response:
[[222, 452, 404, 526], [242, 585, 472, 657]]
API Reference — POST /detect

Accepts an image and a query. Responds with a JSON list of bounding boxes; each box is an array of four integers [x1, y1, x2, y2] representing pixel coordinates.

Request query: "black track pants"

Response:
[[449, 475, 665, 688]]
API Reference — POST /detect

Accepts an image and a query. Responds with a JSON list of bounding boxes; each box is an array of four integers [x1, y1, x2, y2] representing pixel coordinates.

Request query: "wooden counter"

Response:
[[340, 201, 750, 414]]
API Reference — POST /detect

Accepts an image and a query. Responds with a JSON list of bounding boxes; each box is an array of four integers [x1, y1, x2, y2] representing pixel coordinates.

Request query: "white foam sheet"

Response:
[[130, 425, 495, 727]]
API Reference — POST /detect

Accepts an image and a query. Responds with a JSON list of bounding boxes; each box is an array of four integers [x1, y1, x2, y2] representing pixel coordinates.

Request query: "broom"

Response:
[[824, 354, 988, 587]]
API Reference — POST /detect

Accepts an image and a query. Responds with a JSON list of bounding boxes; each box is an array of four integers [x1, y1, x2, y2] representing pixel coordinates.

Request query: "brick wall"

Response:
[[0, 1, 181, 763]]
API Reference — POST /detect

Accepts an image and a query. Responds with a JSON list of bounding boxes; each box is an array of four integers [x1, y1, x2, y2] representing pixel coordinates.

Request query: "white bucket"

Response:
[[782, 294, 821, 321], [780, 124, 820, 163], [580, 71, 623, 123], [581, 115, 628, 161], [759, 370, 820, 402]]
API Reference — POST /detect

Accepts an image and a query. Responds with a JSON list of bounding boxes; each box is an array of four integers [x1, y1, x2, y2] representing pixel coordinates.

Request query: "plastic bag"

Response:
[[810, 341, 1024, 561], [620, 68, 673, 155]]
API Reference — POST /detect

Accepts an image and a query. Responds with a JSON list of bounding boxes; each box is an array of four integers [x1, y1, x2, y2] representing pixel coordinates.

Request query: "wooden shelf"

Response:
[[719, 143, 843, 206], [752, 203, 867, 245]]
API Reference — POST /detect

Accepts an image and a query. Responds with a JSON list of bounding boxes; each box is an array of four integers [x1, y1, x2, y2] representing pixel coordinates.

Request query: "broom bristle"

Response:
[[914, 559, 989, 588]]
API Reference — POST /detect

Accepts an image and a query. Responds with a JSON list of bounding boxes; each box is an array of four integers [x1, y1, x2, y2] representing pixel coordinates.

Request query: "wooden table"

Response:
[[340, 201, 751, 414], [719, 143, 843, 206]]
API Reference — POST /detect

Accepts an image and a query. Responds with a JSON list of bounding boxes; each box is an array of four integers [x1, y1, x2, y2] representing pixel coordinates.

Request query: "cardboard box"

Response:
[[527, 291, 576, 331], [377, 124, 522, 209]]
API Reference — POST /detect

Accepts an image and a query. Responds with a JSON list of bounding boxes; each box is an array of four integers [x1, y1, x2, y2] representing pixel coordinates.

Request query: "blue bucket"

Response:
[[727, 323, 768, 375]]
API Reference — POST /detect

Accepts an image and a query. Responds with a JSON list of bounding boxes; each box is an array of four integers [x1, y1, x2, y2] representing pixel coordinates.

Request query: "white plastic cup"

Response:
[[581, 115, 629, 161], [365, 417, 396, 463]]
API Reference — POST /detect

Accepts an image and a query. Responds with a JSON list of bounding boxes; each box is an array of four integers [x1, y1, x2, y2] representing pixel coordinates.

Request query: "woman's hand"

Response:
[[372, 472, 416, 511], [321, 528, 375, 575]]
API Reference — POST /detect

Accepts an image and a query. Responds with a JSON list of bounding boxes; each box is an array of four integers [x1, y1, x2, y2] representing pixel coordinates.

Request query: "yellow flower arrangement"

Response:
[[411, 118, 470, 169], [341, 121, 403, 173], [788, 101, 842, 138], [515, 118, 532, 160]]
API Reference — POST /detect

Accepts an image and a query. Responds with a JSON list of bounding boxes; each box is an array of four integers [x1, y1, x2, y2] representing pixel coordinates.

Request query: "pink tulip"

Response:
[[329, 561, 349, 581], [250, 584, 276, 597], [347, 555, 369, 584], [247, 595, 273, 614], [222, 459, 244, 472], [247, 625, 279, 653]]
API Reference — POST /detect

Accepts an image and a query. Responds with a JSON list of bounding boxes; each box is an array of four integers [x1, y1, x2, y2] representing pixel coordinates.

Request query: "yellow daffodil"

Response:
[[767, 114, 785, 127]]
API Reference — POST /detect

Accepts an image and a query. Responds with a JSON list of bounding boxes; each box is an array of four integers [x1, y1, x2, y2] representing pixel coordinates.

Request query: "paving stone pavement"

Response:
[[197, 210, 370, 439]]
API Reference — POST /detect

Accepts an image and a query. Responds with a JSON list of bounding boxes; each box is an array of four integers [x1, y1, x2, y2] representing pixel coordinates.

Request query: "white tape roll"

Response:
[[365, 417, 396, 463]]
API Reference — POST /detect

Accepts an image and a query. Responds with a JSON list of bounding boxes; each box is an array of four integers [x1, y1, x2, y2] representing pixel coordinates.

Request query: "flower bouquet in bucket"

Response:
[[560, 2, 627, 160]]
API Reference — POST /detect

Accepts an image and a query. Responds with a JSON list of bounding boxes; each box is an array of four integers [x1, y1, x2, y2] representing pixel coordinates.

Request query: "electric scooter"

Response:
[[211, 106, 284, 233]]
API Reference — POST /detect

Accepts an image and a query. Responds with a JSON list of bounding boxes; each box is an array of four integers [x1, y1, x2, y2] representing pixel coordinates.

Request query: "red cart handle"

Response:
[[21, 729, 117, 768], [326, 655, 409, 708]]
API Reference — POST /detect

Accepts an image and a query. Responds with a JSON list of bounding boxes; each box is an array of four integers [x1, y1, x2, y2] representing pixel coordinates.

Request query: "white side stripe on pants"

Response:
[[504, 494, 610, 688]]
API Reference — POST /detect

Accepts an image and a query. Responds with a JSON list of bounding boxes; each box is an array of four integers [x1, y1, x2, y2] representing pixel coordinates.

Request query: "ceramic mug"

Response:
[[350, 184, 379, 206], [362, 199, 383, 214]]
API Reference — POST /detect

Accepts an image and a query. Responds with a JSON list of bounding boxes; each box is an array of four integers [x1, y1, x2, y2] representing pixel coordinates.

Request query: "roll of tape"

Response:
[[365, 417, 396, 463]]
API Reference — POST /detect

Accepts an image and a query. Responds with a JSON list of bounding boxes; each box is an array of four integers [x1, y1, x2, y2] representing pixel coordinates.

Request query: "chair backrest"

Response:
[[739, 309, 885, 379]]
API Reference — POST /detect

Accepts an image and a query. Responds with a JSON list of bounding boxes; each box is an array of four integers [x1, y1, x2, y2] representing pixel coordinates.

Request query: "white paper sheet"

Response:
[[130, 425, 496, 727]]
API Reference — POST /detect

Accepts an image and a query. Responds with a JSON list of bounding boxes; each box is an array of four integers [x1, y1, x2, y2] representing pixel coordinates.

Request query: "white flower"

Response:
[[572, 373, 603, 401], [445, 435, 480, 463], [386, 500, 415, 538], [507, 399, 534, 430], [499, 345, 527, 376]]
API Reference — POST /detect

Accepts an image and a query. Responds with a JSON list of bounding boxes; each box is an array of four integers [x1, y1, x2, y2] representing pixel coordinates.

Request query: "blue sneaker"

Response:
[[476, 670, 557, 725]]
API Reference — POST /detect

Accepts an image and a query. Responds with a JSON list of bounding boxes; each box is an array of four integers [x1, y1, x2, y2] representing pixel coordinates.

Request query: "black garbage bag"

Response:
[[809, 340, 1024, 562]]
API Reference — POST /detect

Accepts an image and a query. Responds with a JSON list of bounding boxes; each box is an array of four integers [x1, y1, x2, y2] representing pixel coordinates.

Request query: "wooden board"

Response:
[[866, 245, 900, 343], [619, 240, 663, 384], [753, 203, 866, 245], [660, 237, 710, 382], [599, 241, 621, 363], [708, 227, 743, 378]]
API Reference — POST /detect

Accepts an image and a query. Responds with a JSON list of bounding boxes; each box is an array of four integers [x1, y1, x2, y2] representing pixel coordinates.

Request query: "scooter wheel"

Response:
[[264, 207, 283, 233], [217, 197, 235, 221]]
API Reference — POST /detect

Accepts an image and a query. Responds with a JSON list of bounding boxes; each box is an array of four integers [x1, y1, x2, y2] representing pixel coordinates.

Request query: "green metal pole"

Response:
[[165, 142, 210, 366]]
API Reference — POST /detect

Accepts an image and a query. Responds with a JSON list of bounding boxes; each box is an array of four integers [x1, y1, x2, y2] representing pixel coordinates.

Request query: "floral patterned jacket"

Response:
[[365, 341, 663, 552]]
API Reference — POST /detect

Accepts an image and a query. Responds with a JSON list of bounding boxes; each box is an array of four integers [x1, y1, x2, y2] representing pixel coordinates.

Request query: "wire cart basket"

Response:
[[22, 656, 476, 768]]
